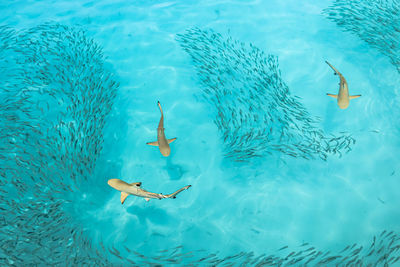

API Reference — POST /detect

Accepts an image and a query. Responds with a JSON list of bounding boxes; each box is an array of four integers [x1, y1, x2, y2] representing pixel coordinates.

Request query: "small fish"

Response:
[[380, 230, 387, 237], [351, 246, 363, 256], [325, 61, 361, 109], [304, 247, 315, 252], [377, 197, 385, 204], [370, 236, 376, 249], [300, 242, 309, 247], [146, 101, 177, 157], [107, 178, 191, 204], [285, 251, 295, 258], [278, 246, 289, 251], [366, 248, 375, 257], [318, 256, 341, 264], [385, 231, 394, 238], [392, 256, 400, 264], [125, 258, 136, 265]]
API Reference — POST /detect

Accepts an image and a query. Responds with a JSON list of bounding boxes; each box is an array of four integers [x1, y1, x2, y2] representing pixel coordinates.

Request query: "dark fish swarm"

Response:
[[176, 28, 355, 162], [323, 0, 400, 132], [115, 231, 400, 266], [324, 0, 400, 73], [1, 24, 399, 266], [0, 23, 117, 265]]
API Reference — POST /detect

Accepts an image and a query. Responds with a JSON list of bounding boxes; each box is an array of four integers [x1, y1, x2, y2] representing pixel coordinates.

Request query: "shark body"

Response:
[[107, 178, 191, 204], [326, 61, 361, 109], [146, 101, 176, 156]]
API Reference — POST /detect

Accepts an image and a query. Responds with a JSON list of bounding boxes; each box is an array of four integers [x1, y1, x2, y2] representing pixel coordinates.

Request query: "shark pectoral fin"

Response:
[[327, 93, 338, 99], [350, 95, 361, 99], [121, 192, 129, 204], [145, 198, 150, 202], [146, 141, 159, 146], [167, 138, 177, 144], [130, 182, 141, 187]]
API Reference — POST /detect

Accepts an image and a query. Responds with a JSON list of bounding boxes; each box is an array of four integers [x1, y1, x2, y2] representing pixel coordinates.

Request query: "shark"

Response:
[[107, 178, 191, 204], [325, 61, 361, 109], [146, 101, 177, 156]]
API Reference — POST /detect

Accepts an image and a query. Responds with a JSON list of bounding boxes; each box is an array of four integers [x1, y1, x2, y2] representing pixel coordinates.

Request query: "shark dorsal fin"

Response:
[[121, 192, 129, 204], [130, 182, 141, 187]]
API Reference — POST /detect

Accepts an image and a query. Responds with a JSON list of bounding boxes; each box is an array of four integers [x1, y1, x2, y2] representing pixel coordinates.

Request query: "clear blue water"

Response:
[[1, 0, 400, 265]]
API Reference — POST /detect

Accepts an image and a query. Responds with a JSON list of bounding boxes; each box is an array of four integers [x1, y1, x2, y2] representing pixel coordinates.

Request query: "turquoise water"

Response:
[[1, 0, 400, 265]]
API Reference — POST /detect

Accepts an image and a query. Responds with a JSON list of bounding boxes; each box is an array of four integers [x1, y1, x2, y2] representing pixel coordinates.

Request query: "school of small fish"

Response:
[[0, 0, 399, 263], [324, 0, 400, 131], [0, 23, 115, 265], [324, 0, 400, 74], [120, 231, 400, 266], [176, 28, 355, 162]]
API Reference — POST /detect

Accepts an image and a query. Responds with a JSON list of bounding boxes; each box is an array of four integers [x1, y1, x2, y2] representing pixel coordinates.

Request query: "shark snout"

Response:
[[107, 179, 121, 188], [107, 179, 121, 191], [107, 179, 117, 186]]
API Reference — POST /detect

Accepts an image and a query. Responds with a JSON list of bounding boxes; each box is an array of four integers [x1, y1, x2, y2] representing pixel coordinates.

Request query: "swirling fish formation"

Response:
[[120, 230, 400, 265], [324, 0, 400, 132], [324, 0, 400, 73], [176, 28, 355, 162], [0, 23, 116, 265], [0, 22, 399, 265]]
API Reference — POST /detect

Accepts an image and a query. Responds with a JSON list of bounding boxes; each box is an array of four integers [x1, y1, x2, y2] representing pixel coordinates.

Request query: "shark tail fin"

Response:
[[157, 101, 164, 129], [165, 185, 191, 199], [157, 101, 163, 115], [167, 138, 177, 144], [327, 93, 338, 99], [146, 141, 159, 146], [325, 61, 341, 75], [350, 95, 361, 100], [121, 192, 129, 204]]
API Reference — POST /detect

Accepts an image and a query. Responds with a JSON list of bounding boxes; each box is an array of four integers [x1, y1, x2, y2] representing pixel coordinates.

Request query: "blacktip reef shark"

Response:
[[326, 61, 361, 109], [107, 178, 191, 204], [146, 101, 177, 157]]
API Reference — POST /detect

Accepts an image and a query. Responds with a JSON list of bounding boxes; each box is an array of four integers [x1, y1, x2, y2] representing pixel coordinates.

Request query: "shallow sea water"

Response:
[[1, 0, 400, 266]]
